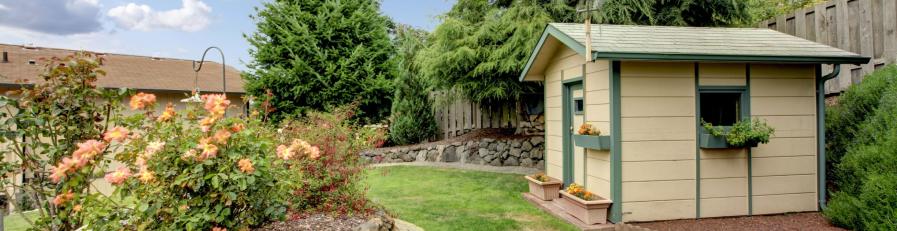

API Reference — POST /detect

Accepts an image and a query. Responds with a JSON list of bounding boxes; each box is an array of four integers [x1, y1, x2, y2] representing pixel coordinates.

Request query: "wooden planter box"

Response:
[[525, 175, 562, 201], [698, 133, 758, 149], [572, 135, 611, 150], [558, 191, 613, 225]]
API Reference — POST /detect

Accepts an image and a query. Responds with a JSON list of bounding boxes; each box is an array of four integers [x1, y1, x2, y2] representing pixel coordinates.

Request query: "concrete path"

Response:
[[369, 162, 541, 175]]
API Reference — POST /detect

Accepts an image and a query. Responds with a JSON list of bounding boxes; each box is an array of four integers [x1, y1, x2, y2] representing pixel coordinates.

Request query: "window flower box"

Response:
[[572, 135, 610, 150], [558, 190, 612, 225], [524, 174, 563, 201]]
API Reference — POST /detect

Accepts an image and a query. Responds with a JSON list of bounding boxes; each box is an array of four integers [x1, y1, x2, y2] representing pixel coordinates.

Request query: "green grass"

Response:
[[364, 166, 577, 231], [4, 210, 38, 231]]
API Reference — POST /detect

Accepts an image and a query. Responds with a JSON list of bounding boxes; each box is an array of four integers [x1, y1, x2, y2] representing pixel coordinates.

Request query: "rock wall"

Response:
[[361, 136, 545, 169]]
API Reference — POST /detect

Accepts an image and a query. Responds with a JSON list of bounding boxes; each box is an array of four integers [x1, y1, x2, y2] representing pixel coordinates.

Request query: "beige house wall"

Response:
[[543, 46, 579, 180], [612, 61, 818, 222], [619, 61, 697, 222], [697, 63, 749, 218], [541, 44, 613, 198], [749, 64, 818, 215], [584, 60, 611, 199]]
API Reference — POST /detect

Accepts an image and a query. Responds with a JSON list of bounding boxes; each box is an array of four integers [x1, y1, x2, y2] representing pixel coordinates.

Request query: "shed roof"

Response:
[[521, 23, 870, 81], [0, 43, 245, 93]]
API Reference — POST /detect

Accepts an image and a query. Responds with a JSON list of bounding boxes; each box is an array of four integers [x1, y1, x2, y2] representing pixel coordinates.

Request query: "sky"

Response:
[[0, 0, 455, 70]]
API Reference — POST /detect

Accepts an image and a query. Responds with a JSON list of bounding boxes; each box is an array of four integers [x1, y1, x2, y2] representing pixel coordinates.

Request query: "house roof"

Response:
[[520, 23, 871, 81], [0, 43, 245, 93]]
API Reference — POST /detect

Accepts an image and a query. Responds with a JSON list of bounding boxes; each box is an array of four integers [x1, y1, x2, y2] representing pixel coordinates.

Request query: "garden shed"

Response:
[[519, 23, 869, 223]]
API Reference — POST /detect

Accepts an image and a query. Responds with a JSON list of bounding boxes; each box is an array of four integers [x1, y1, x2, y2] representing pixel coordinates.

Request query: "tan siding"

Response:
[[623, 180, 695, 202], [542, 45, 585, 181], [701, 197, 748, 217], [753, 193, 817, 214], [621, 97, 695, 118], [622, 141, 694, 162], [753, 175, 816, 196], [701, 158, 748, 179], [623, 200, 696, 222], [701, 178, 748, 198], [622, 160, 695, 182], [621, 117, 695, 141], [620, 61, 697, 221], [583, 60, 611, 198], [698, 63, 746, 86], [749, 64, 817, 215]]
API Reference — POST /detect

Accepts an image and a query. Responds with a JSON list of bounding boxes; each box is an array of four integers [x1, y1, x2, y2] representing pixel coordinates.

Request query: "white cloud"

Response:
[[0, 0, 103, 35], [107, 0, 212, 32]]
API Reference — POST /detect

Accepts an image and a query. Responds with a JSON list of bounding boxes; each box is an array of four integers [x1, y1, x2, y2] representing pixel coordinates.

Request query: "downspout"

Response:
[[817, 64, 840, 210]]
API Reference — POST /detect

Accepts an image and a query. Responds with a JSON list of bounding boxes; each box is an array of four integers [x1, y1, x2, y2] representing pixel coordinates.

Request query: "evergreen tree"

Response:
[[417, 0, 575, 106], [388, 25, 438, 145], [244, 0, 398, 123], [595, 0, 752, 26]]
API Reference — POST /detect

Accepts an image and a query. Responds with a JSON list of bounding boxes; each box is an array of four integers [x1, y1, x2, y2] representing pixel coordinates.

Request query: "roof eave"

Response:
[[595, 52, 871, 64], [519, 24, 590, 82]]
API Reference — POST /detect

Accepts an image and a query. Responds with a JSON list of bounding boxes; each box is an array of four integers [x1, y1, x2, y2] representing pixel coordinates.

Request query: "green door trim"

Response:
[[562, 79, 583, 186], [609, 61, 622, 223]]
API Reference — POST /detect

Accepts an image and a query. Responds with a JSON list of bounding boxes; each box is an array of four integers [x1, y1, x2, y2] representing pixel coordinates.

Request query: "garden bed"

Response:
[[631, 212, 844, 231]]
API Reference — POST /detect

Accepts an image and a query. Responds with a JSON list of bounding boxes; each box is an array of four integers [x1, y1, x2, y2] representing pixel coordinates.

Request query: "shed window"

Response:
[[700, 92, 742, 126], [573, 98, 584, 115]]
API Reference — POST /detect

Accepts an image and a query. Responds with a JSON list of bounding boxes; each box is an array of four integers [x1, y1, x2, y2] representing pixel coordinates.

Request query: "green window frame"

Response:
[[698, 86, 749, 128]]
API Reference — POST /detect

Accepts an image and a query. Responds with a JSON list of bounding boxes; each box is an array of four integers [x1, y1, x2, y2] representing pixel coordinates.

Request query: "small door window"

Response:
[[700, 92, 742, 126], [573, 98, 584, 115]]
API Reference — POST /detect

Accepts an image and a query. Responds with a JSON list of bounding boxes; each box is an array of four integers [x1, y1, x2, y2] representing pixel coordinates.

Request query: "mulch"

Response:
[[630, 212, 845, 231], [254, 214, 366, 231]]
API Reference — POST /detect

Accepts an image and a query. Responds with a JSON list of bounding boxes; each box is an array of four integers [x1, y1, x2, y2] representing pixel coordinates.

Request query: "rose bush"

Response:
[[0, 52, 130, 230], [84, 93, 290, 230], [277, 104, 386, 216]]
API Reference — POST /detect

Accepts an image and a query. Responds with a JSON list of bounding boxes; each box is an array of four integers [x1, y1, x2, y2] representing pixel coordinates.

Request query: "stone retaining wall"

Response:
[[361, 136, 545, 169]]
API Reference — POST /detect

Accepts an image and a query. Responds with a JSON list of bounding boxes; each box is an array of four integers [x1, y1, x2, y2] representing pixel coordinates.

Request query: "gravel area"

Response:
[[254, 214, 366, 231], [631, 212, 845, 231]]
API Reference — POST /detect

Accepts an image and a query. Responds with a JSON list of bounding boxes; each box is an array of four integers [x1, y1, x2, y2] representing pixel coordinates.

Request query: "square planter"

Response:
[[699, 133, 758, 149], [558, 191, 613, 225], [572, 135, 611, 150], [525, 175, 562, 201]]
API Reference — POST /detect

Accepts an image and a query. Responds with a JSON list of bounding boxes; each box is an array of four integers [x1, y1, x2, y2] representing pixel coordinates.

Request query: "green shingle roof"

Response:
[[520, 23, 870, 81], [550, 23, 867, 62]]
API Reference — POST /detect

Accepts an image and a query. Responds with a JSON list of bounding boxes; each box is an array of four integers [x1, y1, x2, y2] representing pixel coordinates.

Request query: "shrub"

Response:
[[0, 52, 130, 230], [86, 94, 288, 230], [824, 65, 897, 230], [826, 65, 897, 189], [278, 104, 386, 215], [387, 24, 437, 145]]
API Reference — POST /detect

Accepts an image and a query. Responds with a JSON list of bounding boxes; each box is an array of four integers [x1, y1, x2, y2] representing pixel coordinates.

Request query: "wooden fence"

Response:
[[431, 92, 527, 139], [758, 0, 897, 93]]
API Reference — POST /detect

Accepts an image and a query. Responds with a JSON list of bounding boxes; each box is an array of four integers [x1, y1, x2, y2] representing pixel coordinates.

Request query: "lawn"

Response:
[[3, 210, 38, 231], [364, 166, 576, 231]]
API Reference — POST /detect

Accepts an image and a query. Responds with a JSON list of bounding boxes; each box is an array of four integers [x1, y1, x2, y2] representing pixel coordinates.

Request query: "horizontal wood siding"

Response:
[[544, 45, 581, 181], [585, 60, 611, 198], [749, 64, 818, 215], [620, 61, 697, 222], [697, 63, 749, 218]]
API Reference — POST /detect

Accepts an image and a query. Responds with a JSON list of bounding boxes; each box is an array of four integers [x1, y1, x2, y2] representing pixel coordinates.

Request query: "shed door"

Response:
[[563, 83, 584, 185]]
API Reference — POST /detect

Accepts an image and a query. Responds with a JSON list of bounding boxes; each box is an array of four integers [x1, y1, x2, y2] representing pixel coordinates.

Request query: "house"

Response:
[[0, 43, 246, 209], [0, 43, 246, 115], [519, 23, 869, 223]]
